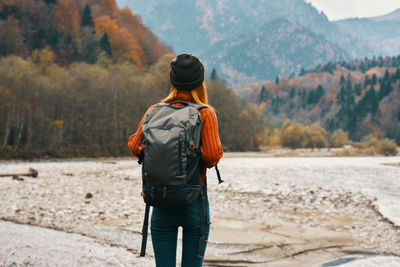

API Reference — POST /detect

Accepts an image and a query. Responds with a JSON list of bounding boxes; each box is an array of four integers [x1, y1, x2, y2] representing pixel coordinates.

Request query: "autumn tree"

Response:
[[0, 16, 26, 56], [52, 0, 81, 63], [280, 119, 305, 149], [95, 15, 144, 66], [330, 129, 350, 148]]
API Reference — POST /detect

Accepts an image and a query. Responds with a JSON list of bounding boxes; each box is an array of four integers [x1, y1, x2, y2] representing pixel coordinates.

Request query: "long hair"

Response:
[[161, 82, 214, 110]]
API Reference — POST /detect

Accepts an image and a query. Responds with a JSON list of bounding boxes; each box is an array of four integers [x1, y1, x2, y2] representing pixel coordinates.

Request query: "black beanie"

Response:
[[170, 53, 204, 91]]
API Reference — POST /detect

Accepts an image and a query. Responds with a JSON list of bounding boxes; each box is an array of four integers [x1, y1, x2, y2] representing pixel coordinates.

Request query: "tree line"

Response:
[[0, 53, 264, 158]]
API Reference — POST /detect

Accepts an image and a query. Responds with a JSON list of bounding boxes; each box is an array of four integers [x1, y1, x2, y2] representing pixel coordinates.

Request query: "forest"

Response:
[[0, 0, 265, 158], [249, 56, 400, 147], [0, 52, 265, 158]]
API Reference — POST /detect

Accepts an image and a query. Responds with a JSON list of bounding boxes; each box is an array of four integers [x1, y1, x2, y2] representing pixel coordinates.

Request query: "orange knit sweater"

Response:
[[128, 91, 223, 185]]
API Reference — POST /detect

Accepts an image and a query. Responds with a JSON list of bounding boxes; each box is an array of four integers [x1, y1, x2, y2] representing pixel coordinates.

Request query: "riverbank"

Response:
[[1, 157, 400, 266], [1, 145, 399, 162]]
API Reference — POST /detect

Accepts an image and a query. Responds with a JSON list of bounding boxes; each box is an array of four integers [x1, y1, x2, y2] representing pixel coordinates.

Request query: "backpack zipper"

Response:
[[178, 135, 183, 171]]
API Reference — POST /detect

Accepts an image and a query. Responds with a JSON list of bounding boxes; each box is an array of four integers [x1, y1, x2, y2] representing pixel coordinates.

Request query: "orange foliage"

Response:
[[101, 0, 118, 16], [49, 120, 66, 128], [3, 0, 22, 4], [288, 79, 299, 87], [366, 67, 381, 76], [53, 0, 80, 43], [379, 103, 387, 117], [0, 86, 16, 107], [117, 7, 165, 65], [368, 124, 384, 139], [325, 93, 336, 103], [259, 102, 267, 110], [309, 101, 320, 118], [95, 16, 144, 67]]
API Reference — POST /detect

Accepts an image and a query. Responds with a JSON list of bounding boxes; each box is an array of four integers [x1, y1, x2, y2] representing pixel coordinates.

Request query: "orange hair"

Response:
[[161, 82, 214, 110]]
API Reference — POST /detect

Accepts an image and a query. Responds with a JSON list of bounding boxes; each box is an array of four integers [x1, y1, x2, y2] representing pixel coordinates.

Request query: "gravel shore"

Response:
[[0, 158, 399, 266]]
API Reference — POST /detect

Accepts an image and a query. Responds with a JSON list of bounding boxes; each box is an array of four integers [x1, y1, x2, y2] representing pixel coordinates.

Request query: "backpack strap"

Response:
[[140, 203, 151, 257], [197, 185, 207, 258], [168, 100, 206, 111], [215, 165, 224, 184]]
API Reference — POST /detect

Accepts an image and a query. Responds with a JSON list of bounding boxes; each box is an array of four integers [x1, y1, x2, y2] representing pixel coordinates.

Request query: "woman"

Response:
[[128, 53, 223, 267]]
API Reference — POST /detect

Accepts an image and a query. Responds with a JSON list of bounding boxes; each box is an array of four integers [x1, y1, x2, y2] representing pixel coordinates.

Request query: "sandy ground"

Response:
[[0, 157, 400, 267]]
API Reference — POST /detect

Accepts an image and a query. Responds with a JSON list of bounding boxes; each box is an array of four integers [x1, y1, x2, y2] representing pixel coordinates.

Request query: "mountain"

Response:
[[247, 56, 400, 144], [335, 9, 400, 58], [370, 8, 400, 21], [117, 0, 357, 83], [0, 0, 169, 66], [205, 18, 348, 84]]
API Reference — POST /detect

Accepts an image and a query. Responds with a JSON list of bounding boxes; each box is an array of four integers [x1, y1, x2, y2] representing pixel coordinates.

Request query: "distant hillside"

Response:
[[246, 56, 400, 144], [117, 0, 395, 83], [335, 9, 400, 58], [0, 0, 170, 66]]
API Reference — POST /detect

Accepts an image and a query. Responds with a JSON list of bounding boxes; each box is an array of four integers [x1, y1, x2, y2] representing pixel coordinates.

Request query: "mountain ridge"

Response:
[[117, 0, 358, 83]]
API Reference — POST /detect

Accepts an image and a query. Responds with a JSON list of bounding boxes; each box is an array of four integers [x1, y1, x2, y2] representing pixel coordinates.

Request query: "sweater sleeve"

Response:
[[199, 108, 223, 168], [127, 105, 156, 157]]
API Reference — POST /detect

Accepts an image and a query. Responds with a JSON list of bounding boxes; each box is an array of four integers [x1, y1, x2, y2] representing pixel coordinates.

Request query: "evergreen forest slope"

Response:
[[247, 56, 400, 145]]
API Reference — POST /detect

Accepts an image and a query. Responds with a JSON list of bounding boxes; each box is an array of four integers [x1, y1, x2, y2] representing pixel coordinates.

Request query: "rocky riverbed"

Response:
[[0, 157, 400, 266]]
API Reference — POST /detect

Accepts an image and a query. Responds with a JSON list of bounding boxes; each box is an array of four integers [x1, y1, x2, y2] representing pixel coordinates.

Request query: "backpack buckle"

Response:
[[189, 143, 196, 150]]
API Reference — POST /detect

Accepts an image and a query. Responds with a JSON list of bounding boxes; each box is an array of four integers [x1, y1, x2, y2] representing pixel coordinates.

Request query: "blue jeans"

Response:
[[150, 192, 210, 267]]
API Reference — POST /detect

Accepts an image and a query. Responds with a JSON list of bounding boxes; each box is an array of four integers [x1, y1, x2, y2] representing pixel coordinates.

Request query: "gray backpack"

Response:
[[138, 100, 223, 257], [139, 100, 204, 208]]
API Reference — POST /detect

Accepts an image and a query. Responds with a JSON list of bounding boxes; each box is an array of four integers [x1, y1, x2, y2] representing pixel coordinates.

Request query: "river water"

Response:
[[207, 155, 400, 227]]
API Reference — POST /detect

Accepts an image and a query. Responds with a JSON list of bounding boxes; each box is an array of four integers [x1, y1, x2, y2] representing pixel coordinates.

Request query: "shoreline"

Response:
[[0, 147, 399, 163]]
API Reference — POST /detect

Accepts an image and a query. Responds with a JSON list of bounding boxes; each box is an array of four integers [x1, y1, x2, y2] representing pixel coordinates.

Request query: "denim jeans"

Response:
[[150, 191, 210, 267]]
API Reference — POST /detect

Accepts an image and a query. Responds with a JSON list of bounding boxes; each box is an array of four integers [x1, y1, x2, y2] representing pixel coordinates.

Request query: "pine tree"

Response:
[[359, 61, 366, 73], [379, 81, 393, 100], [81, 4, 94, 27], [384, 69, 390, 80], [259, 85, 267, 103], [210, 68, 218, 80], [337, 86, 346, 104], [395, 67, 400, 81], [364, 76, 370, 87], [378, 56, 384, 67], [366, 85, 378, 114], [345, 76, 352, 94], [340, 74, 345, 85], [100, 32, 112, 57], [307, 90, 315, 105], [371, 74, 377, 85], [354, 83, 362, 96], [275, 75, 279, 84], [289, 87, 296, 99], [315, 85, 324, 101]]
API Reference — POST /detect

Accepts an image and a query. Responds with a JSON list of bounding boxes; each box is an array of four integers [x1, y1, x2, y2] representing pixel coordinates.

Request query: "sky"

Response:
[[305, 0, 400, 21]]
